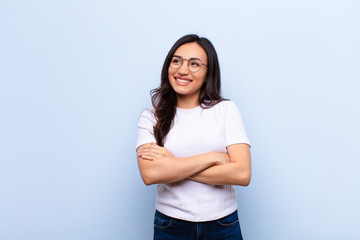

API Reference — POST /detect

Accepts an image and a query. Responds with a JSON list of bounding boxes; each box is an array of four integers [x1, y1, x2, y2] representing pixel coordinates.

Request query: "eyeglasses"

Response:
[[169, 55, 207, 73]]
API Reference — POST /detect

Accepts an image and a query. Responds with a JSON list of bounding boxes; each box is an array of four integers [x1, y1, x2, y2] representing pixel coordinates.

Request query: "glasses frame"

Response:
[[169, 55, 207, 73]]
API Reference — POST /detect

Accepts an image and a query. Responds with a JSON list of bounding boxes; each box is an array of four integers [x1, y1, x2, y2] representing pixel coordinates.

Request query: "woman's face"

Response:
[[168, 42, 207, 103]]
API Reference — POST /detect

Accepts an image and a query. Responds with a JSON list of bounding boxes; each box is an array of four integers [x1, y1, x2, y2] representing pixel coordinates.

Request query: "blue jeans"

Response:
[[153, 210, 243, 240]]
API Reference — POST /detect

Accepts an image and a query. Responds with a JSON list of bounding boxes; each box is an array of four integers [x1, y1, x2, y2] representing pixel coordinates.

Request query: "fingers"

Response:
[[137, 147, 160, 156], [137, 150, 158, 160], [137, 142, 173, 160], [137, 142, 158, 151], [138, 143, 162, 155], [137, 149, 159, 157], [140, 152, 159, 160], [137, 145, 161, 160], [221, 153, 230, 164], [137, 143, 154, 151]]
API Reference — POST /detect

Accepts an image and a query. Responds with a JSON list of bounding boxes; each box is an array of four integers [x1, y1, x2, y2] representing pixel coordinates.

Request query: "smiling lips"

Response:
[[175, 76, 192, 86]]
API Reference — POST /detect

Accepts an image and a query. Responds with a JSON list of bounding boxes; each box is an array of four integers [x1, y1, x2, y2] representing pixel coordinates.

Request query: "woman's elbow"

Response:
[[143, 179, 154, 186], [242, 174, 251, 186], [236, 171, 251, 186], [140, 171, 158, 186], [138, 159, 159, 185]]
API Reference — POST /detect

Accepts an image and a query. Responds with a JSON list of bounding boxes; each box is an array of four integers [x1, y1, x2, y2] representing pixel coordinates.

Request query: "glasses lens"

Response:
[[170, 56, 182, 69], [188, 59, 202, 72]]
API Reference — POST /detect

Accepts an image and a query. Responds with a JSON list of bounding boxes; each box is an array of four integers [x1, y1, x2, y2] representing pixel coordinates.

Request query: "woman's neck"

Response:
[[176, 94, 200, 109]]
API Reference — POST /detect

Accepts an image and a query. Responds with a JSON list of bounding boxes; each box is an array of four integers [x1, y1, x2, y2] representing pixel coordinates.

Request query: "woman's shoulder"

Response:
[[140, 107, 155, 116], [207, 99, 237, 110], [138, 107, 156, 122], [204, 100, 243, 119]]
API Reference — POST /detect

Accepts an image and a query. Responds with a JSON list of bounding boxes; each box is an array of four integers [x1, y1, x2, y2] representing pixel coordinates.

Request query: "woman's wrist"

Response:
[[209, 152, 229, 165]]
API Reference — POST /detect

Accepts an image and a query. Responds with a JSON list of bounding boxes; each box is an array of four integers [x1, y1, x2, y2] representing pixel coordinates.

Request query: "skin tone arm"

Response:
[[188, 143, 251, 186], [136, 143, 229, 185]]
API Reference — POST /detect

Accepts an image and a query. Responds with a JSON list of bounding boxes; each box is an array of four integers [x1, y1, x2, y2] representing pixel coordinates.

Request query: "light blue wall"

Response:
[[1, 0, 359, 239]]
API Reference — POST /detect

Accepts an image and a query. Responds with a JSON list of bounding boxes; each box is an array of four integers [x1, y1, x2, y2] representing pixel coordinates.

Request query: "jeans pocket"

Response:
[[154, 211, 173, 229], [217, 211, 239, 227]]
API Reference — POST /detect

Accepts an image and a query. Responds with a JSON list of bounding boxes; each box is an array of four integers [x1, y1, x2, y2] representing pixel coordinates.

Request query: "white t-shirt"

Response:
[[136, 100, 250, 222]]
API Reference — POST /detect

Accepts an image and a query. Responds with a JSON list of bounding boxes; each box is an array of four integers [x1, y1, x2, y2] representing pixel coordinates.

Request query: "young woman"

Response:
[[136, 34, 251, 240]]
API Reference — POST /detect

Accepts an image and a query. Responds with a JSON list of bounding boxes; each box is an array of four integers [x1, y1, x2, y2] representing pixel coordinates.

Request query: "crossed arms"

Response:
[[136, 143, 251, 186]]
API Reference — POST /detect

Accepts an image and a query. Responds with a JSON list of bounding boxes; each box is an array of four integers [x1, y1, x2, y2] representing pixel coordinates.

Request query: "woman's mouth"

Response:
[[175, 77, 192, 86]]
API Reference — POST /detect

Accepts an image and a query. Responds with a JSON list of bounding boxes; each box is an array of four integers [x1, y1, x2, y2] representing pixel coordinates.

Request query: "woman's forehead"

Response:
[[174, 43, 207, 61]]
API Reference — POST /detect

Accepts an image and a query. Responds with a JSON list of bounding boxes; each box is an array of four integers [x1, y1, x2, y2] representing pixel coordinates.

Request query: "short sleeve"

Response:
[[224, 101, 251, 147], [136, 108, 157, 150]]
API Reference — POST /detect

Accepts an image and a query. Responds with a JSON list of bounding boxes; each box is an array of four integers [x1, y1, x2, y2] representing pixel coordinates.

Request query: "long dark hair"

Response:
[[151, 34, 226, 146]]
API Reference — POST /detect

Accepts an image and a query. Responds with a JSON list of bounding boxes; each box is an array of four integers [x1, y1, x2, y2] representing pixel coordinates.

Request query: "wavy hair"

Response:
[[151, 34, 226, 146]]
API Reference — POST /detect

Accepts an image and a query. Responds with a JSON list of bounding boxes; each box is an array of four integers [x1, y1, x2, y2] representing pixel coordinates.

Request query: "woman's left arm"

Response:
[[188, 143, 251, 186]]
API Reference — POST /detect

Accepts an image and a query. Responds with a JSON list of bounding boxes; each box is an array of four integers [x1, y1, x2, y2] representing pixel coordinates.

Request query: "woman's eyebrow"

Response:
[[174, 55, 201, 61]]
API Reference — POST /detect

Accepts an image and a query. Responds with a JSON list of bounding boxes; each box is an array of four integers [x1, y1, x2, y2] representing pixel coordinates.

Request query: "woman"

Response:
[[136, 34, 251, 240]]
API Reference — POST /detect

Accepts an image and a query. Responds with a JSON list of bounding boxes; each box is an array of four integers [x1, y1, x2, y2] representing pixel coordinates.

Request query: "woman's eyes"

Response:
[[190, 61, 200, 66], [171, 57, 201, 67]]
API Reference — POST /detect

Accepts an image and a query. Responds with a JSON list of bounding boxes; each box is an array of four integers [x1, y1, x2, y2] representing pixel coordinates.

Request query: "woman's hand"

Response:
[[137, 142, 174, 160], [136, 145, 232, 185], [215, 152, 230, 165]]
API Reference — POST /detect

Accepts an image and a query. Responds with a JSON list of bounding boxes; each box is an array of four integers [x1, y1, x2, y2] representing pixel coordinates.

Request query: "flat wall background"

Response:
[[1, 0, 359, 239]]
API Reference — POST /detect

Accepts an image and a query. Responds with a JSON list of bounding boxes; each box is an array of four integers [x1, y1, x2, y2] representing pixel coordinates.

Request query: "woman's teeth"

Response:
[[177, 79, 191, 83]]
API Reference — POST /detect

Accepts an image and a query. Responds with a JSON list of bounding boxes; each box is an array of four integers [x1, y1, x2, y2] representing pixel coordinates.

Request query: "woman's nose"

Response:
[[177, 60, 189, 75]]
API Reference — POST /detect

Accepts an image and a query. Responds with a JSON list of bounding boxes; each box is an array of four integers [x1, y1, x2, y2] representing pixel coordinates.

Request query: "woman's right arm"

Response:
[[136, 143, 228, 185]]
